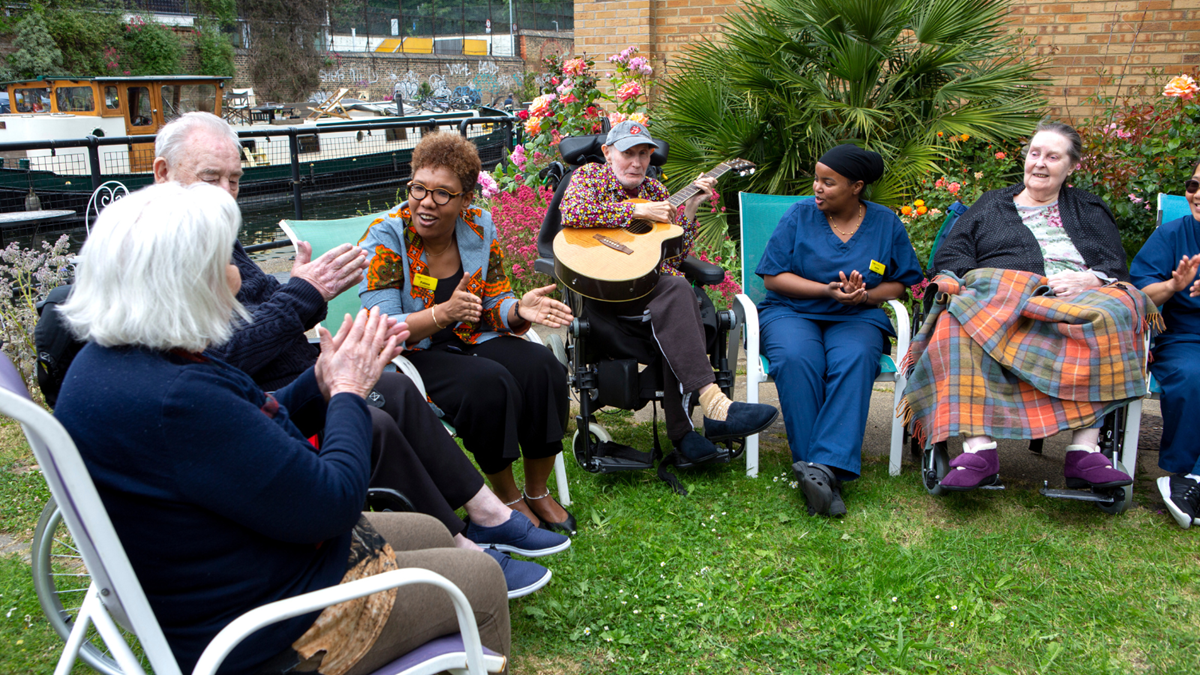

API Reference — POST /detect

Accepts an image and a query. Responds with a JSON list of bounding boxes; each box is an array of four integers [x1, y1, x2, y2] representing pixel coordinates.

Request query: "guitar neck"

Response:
[[667, 164, 734, 209]]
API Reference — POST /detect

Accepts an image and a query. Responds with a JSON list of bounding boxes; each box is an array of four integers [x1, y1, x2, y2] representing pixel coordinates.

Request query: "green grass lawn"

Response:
[[1, 407, 1198, 674]]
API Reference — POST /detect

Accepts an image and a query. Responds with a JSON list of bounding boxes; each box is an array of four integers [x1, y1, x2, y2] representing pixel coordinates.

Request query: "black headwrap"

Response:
[[818, 144, 885, 185]]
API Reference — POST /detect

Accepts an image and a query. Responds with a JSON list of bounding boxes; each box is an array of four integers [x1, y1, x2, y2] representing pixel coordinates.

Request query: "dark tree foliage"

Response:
[[241, 0, 337, 102]]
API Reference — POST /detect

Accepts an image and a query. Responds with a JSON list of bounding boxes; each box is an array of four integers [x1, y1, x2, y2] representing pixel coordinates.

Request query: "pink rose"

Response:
[[948, 182, 961, 195], [995, 151, 1006, 160], [616, 82, 642, 102]]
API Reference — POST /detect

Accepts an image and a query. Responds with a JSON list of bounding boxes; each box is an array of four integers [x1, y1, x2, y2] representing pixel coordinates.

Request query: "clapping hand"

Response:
[[1166, 255, 1200, 297], [829, 270, 868, 305], [292, 242, 369, 301], [518, 284, 574, 328], [442, 275, 483, 324], [314, 308, 407, 400]]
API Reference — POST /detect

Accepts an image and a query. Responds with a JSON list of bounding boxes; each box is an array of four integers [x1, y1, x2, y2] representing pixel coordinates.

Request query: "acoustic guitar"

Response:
[[553, 158, 756, 301]]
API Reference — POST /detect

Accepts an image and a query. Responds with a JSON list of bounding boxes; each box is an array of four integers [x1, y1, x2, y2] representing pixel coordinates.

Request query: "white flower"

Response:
[[891, 597, 898, 603], [584, 627, 591, 635], [952, 605, 958, 611]]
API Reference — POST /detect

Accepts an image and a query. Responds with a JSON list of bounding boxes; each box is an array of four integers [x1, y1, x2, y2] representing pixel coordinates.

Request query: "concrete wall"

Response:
[[573, 0, 1200, 121]]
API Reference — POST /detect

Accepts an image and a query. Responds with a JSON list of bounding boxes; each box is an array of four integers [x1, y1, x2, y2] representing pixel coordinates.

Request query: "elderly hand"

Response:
[[441, 274, 483, 324], [315, 308, 405, 400], [631, 200, 675, 224], [1047, 270, 1103, 300], [518, 284, 574, 328], [292, 242, 369, 302]]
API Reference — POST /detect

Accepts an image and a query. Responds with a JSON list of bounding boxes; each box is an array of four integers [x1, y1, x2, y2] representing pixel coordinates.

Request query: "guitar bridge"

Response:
[[593, 234, 634, 255]]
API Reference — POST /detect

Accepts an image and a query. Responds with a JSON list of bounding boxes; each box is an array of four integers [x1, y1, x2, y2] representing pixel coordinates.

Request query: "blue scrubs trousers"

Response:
[[761, 315, 885, 478], [1149, 339, 1200, 476]]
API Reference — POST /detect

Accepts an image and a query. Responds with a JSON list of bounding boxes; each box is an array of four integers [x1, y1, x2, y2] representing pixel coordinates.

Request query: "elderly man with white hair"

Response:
[[150, 113, 568, 599]]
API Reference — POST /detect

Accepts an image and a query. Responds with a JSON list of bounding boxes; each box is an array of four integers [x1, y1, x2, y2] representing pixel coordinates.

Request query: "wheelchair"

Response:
[[532, 134, 746, 494]]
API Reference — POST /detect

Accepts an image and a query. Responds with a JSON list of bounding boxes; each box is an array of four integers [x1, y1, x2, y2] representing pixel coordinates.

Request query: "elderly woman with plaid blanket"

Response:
[[905, 120, 1156, 492]]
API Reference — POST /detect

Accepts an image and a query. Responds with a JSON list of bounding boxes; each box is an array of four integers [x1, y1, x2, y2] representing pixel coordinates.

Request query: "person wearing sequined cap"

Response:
[[560, 120, 780, 465], [756, 143, 923, 517]]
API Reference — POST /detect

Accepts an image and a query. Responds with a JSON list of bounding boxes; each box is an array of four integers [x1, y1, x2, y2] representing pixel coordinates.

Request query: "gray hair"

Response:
[[1024, 120, 1083, 166], [155, 111, 241, 167], [61, 182, 249, 351]]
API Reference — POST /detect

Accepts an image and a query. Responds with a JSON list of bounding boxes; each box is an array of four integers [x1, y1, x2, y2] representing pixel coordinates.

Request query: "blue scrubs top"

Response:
[[755, 198, 923, 338], [1130, 214, 1200, 347]]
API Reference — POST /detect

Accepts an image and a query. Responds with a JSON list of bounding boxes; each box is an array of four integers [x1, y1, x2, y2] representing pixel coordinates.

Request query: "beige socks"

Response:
[[699, 386, 733, 421]]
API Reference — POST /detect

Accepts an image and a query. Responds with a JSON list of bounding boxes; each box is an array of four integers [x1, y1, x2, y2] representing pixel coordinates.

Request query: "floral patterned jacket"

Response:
[[358, 202, 527, 351], [559, 162, 698, 277]]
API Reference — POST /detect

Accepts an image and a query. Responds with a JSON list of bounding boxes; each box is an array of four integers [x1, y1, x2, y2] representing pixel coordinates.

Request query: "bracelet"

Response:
[[431, 304, 447, 329]]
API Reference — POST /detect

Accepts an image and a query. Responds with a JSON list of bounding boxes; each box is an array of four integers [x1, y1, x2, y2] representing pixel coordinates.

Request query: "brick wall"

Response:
[[573, 0, 1200, 121]]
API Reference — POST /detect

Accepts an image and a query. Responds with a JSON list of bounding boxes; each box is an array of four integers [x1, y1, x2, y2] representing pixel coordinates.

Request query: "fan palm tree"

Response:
[[659, 0, 1048, 213]]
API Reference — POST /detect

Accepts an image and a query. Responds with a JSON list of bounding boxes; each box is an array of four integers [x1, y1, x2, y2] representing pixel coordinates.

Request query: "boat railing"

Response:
[[1, 111, 518, 252]]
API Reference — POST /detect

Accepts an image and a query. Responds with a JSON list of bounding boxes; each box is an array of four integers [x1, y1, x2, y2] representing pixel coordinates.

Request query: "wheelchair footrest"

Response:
[[1039, 481, 1120, 505], [589, 442, 654, 473]]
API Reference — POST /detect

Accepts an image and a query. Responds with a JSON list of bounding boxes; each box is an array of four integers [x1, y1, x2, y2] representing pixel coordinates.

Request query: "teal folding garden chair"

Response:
[[733, 192, 911, 478], [279, 212, 572, 507]]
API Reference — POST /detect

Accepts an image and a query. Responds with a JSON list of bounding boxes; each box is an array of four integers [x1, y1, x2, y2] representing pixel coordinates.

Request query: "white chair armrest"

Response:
[[735, 293, 764, 386], [193, 568, 488, 675], [885, 298, 911, 367], [524, 327, 543, 345], [392, 354, 429, 397]]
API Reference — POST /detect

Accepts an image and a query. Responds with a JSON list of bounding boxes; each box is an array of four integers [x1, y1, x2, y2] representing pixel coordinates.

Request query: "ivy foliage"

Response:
[[5, 13, 65, 79], [242, 0, 331, 102]]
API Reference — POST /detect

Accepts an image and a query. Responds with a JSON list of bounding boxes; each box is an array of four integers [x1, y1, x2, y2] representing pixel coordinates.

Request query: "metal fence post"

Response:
[[288, 129, 303, 220], [86, 136, 102, 192]]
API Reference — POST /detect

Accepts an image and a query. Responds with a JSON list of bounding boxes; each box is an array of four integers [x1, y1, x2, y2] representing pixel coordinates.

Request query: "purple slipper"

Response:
[[939, 445, 1000, 491], [1064, 446, 1132, 489]]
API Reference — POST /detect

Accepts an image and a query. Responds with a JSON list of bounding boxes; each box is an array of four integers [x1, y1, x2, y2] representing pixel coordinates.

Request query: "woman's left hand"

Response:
[[519, 284, 575, 328], [1047, 270, 1103, 300]]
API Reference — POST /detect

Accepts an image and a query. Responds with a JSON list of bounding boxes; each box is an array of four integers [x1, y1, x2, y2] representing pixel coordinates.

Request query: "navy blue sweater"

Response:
[[54, 344, 373, 674], [207, 242, 327, 391]]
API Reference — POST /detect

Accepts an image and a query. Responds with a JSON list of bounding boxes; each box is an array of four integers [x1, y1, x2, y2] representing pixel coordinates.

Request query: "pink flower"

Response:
[[560, 93, 578, 105], [616, 82, 642, 102], [550, 77, 559, 86], [516, 110, 529, 120], [477, 171, 499, 199], [934, 178, 944, 188], [528, 94, 556, 118], [995, 152, 1006, 160], [1129, 193, 1144, 204], [562, 58, 587, 76], [629, 56, 652, 76], [948, 182, 961, 195], [608, 112, 627, 126], [550, 129, 563, 145], [510, 144, 526, 170]]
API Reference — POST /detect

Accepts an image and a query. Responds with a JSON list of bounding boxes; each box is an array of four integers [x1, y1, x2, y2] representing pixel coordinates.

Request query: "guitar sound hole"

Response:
[[627, 219, 653, 234]]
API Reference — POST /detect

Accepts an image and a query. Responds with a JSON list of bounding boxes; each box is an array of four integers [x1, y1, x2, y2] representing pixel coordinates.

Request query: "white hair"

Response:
[[61, 182, 250, 351], [155, 111, 241, 167]]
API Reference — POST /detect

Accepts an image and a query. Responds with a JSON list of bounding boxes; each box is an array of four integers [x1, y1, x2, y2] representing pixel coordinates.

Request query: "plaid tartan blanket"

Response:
[[898, 268, 1160, 448]]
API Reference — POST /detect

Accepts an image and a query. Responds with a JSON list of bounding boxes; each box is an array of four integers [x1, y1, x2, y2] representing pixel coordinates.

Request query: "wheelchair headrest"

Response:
[[558, 134, 669, 169]]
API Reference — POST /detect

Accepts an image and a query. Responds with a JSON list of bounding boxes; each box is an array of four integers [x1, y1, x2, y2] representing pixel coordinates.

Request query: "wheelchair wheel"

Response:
[[32, 499, 144, 675], [1094, 486, 1131, 515], [921, 442, 950, 496], [546, 333, 567, 368], [572, 422, 613, 473]]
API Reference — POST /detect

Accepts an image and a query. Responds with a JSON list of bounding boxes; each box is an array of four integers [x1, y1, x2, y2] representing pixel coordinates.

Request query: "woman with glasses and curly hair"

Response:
[[358, 132, 578, 535], [1130, 162, 1200, 529]]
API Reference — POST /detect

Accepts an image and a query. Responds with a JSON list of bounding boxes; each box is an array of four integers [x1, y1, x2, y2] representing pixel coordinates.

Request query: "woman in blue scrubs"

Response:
[[756, 145, 923, 517], [1129, 162, 1200, 529]]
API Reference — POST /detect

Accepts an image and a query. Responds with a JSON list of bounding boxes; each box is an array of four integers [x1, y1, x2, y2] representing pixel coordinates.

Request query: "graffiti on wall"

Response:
[[311, 56, 522, 103]]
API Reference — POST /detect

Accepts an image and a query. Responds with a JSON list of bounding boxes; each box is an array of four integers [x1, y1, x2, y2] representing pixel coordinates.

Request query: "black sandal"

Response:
[[524, 489, 577, 536]]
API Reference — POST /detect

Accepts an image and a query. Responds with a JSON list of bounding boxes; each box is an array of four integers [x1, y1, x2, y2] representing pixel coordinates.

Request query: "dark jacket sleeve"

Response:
[[208, 242, 329, 377]]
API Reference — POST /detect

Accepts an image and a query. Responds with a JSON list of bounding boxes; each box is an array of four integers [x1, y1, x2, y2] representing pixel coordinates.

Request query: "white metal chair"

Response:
[[279, 213, 573, 507], [0, 352, 504, 675], [85, 181, 129, 235], [735, 192, 912, 478]]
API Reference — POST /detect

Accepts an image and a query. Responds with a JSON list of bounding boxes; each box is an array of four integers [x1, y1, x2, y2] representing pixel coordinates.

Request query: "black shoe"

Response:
[[829, 483, 847, 518], [1158, 474, 1200, 530], [704, 402, 780, 441], [795, 461, 838, 516], [674, 431, 721, 465]]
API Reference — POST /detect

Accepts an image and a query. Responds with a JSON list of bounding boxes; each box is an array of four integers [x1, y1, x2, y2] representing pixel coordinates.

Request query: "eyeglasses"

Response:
[[1186, 179, 1200, 194], [407, 182, 462, 206]]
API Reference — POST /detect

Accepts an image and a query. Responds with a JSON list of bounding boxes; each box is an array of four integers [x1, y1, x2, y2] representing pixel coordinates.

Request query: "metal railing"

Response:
[[0, 109, 515, 252]]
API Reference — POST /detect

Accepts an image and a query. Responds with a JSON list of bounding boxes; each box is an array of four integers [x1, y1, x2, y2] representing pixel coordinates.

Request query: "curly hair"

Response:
[[411, 131, 482, 198]]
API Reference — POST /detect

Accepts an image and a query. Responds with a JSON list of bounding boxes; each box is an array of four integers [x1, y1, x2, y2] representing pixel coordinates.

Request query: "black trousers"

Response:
[[365, 372, 485, 536], [585, 275, 717, 441], [405, 335, 570, 475]]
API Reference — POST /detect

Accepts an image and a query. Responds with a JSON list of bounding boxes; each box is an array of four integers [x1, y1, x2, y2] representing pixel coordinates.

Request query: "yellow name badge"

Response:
[[869, 260, 886, 276], [412, 273, 438, 291]]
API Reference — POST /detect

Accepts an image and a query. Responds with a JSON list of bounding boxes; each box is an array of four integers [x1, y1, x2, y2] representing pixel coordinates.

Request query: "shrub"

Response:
[[487, 184, 555, 298], [0, 236, 74, 402], [193, 20, 236, 77], [121, 15, 182, 76], [5, 13, 65, 79]]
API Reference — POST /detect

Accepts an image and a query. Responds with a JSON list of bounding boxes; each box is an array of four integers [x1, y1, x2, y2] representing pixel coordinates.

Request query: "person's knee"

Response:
[[365, 511, 454, 550]]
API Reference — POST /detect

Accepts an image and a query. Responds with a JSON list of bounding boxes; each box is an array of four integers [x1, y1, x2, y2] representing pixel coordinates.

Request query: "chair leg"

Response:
[[889, 374, 905, 476], [553, 453, 571, 507], [1121, 398, 1143, 500]]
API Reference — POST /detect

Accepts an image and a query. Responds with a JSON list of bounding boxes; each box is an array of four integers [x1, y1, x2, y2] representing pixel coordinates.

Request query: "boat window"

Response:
[[105, 86, 120, 110], [160, 84, 218, 122], [14, 87, 51, 113], [127, 87, 153, 127], [55, 86, 95, 113]]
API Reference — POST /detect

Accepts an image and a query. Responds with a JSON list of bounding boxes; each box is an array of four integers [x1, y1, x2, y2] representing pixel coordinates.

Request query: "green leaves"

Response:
[[657, 0, 1047, 207]]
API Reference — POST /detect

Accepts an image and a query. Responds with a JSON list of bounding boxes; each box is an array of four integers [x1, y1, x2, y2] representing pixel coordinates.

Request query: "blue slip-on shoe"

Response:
[[464, 511, 571, 557], [483, 548, 552, 599], [704, 402, 780, 441], [674, 431, 721, 465]]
